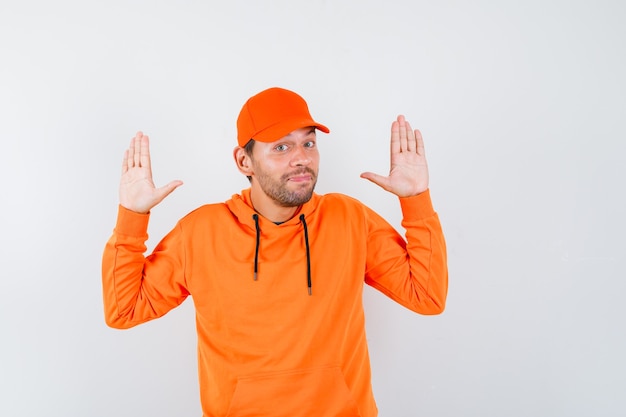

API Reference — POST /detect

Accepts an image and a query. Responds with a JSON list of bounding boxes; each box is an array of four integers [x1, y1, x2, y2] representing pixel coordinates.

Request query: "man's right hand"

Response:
[[119, 132, 183, 214]]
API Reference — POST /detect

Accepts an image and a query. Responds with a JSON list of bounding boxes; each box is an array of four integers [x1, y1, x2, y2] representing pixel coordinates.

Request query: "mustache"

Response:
[[282, 167, 317, 181]]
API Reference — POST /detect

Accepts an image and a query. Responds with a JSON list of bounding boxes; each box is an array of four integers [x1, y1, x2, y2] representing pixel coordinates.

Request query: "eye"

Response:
[[304, 141, 316, 148], [274, 144, 289, 152]]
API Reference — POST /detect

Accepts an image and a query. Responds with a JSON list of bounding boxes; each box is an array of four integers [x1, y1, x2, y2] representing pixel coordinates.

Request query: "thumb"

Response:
[[155, 180, 184, 202], [360, 172, 392, 192]]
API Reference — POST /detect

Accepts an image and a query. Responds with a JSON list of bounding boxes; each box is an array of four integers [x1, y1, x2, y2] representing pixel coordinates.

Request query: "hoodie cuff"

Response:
[[399, 189, 436, 221], [114, 205, 150, 237]]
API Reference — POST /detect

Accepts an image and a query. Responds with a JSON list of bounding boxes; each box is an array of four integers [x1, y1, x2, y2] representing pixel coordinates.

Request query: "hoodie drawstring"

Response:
[[252, 214, 260, 281], [251, 213, 312, 296], [299, 214, 312, 296]]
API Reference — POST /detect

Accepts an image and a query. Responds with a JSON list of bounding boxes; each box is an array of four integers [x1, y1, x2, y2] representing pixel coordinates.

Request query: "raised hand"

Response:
[[360, 115, 429, 197], [119, 132, 183, 214]]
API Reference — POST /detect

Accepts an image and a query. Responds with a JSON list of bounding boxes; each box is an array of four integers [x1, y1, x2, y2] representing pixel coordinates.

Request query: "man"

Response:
[[102, 87, 448, 417]]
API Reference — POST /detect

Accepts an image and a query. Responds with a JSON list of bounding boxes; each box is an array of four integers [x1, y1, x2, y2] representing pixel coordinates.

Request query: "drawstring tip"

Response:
[[254, 272, 258, 281], [308, 287, 312, 296]]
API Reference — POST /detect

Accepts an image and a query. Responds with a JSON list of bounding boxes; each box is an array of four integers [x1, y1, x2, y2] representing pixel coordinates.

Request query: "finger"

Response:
[[405, 119, 416, 153], [360, 172, 391, 192], [154, 180, 184, 204], [133, 132, 142, 167], [390, 120, 400, 155], [397, 115, 408, 152], [414, 128, 425, 156], [140, 134, 151, 173], [121, 149, 129, 174], [126, 136, 136, 170]]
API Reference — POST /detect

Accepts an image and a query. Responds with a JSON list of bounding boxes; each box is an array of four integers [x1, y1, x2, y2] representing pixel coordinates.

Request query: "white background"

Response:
[[1, 1, 625, 416]]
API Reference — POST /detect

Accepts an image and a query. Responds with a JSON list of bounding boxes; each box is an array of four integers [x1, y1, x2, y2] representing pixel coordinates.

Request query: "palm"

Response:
[[361, 115, 429, 197]]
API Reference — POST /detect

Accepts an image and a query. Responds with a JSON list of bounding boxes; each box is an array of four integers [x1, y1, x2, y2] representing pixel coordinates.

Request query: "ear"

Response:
[[233, 146, 253, 177]]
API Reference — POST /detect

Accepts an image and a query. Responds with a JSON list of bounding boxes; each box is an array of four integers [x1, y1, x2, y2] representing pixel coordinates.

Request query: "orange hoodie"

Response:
[[102, 188, 447, 417]]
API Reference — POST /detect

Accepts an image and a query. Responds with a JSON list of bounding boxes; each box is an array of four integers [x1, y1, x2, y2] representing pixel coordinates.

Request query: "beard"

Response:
[[255, 167, 318, 207]]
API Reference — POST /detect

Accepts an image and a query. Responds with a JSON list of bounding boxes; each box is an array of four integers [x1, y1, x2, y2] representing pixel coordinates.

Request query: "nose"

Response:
[[290, 145, 312, 166]]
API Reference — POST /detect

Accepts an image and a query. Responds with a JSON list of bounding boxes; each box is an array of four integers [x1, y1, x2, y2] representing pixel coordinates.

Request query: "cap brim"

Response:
[[253, 118, 330, 143]]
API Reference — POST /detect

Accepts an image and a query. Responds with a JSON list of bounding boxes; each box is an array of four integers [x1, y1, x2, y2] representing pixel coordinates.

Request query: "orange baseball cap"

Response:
[[237, 87, 330, 147]]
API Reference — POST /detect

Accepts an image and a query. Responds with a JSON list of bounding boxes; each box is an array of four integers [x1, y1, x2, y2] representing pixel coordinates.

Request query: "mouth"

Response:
[[288, 174, 313, 183], [285, 169, 316, 183]]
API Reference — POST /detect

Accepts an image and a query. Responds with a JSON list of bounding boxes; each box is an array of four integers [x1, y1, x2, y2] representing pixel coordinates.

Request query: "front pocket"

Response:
[[225, 366, 363, 417]]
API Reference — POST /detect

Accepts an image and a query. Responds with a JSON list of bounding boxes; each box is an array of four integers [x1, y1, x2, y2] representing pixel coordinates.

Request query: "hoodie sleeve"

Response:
[[101, 205, 189, 329], [364, 189, 448, 314]]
